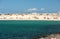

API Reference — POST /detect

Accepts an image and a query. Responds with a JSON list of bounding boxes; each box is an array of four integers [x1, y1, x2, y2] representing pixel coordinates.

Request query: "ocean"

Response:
[[0, 20, 60, 39]]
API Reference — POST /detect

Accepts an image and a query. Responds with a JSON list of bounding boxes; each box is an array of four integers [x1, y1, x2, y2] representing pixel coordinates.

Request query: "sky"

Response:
[[0, 0, 60, 13]]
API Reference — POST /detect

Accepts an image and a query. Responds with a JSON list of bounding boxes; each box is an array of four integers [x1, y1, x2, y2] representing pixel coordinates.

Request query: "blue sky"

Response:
[[0, 0, 60, 13]]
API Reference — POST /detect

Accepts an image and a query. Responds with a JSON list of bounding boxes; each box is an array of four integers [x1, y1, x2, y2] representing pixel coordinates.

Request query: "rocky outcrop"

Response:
[[36, 33, 60, 39]]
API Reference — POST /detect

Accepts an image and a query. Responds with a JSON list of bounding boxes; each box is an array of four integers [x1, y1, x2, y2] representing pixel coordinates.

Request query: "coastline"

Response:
[[0, 13, 60, 20], [0, 19, 60, 21]]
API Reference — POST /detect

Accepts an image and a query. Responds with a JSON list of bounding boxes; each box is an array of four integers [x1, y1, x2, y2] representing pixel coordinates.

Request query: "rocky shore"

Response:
[[34, 33, 60, 39]]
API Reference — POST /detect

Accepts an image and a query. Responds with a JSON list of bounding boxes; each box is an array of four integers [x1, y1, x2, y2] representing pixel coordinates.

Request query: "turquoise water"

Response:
[[0, 20, 60, 39]]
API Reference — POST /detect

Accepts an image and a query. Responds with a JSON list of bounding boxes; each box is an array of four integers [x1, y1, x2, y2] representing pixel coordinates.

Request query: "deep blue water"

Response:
[[0, 20, 60, 39]]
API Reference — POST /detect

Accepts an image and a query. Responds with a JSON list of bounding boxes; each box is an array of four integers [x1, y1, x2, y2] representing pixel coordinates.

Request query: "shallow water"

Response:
[[0, 20, 60, 39]]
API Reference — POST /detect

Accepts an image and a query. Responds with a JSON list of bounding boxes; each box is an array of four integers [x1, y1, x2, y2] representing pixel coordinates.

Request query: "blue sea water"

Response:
[[0, 20, 60, 39]]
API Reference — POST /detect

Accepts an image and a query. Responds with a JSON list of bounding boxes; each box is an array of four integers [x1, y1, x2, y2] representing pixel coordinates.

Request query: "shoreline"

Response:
[[0, 20, 60, 21]]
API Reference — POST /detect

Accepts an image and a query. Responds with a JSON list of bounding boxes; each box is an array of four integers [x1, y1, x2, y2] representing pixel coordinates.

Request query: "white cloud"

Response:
[[25, 8, 45, 12], [27, 8, 45, 11], [27, 8, 37, 11]]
